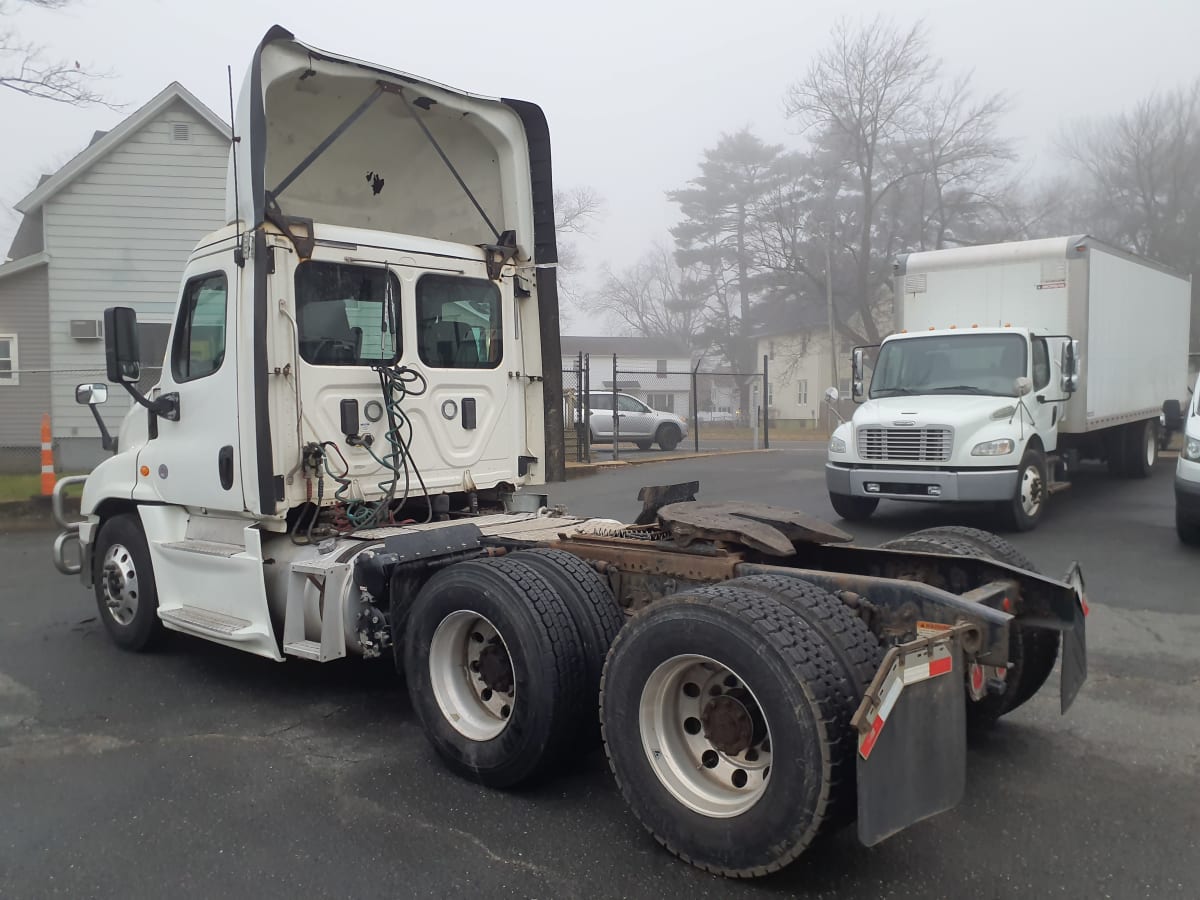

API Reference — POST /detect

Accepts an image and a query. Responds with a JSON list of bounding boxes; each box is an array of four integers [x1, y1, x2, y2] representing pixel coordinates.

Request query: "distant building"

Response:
[[560, 335, 692, 414], [754, 304, 846, 428], [0, 82, 230, 471]]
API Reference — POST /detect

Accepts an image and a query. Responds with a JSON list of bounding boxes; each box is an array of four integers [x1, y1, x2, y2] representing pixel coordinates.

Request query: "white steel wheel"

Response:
[[639, 654, 773, 818], [1144, 424, 1157, 469], [1018, 461, 1044, 518], [100, 543, 140, 626], [428, 610, 516, 741]]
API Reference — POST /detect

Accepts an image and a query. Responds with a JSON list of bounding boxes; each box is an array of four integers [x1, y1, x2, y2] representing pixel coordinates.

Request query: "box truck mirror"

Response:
[[1015, 376, 1033, 396], [1061, 339, 1080, 393], [824, 386, 840, 405]]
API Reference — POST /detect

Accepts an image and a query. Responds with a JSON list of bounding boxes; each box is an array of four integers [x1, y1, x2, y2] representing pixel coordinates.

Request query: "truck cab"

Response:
[[827, 326, 1076, 530]]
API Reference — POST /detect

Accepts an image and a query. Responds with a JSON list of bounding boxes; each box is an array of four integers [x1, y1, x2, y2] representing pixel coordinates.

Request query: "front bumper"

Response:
[[826, 463, 1018, 502]]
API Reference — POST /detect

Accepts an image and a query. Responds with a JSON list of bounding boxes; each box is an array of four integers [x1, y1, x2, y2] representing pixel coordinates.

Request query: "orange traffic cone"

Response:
[[40, 414, 54, 496]]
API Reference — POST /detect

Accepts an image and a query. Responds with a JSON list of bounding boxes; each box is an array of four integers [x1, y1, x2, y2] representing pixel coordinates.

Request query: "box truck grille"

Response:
[[857, 427, 953, 462]]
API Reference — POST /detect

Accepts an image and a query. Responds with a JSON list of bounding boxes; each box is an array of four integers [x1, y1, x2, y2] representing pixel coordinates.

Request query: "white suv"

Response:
[[588, 392, 688, 451], [1176, 374, 1200, 545]]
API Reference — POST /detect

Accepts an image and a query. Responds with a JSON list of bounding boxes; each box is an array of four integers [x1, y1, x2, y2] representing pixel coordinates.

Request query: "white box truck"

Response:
[[826, 236, 1192, 530]]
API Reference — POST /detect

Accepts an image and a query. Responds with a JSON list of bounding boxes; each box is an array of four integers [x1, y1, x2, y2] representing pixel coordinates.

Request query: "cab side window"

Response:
[[171, 272, 227, 382], [617, 395, 647, 413], [1032, 337, 1051, 391]]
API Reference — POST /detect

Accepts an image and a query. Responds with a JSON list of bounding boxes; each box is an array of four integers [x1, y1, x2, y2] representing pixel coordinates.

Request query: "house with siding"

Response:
[[0, 82, 230, 471]]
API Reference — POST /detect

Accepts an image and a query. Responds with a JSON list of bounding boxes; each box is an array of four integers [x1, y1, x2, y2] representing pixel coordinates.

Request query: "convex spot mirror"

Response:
[[1015, 376, 1033, 396], [75, 383, 108, 405], [824, 386, 840, 405], [104, 306, 141, 384]]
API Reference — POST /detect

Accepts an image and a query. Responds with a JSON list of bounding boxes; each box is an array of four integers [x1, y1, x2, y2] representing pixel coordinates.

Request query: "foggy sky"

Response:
[[3, 0, 1199, 332]]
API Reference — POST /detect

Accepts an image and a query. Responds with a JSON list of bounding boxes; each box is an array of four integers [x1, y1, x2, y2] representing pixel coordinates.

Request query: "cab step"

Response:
[[159, 605, 262, 641], [283, 640, 323, 661], [1047, 481, 1072, 496], [160, 539, 244, 558]]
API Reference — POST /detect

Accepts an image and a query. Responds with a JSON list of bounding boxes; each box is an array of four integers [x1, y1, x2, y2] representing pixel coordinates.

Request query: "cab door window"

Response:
[[1032, 337, 1051, 391], [295, 262, 401, 366], [171, 272, 228, 382]]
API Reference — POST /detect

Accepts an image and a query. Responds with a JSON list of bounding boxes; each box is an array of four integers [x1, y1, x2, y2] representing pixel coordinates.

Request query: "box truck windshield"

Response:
[[871, 333, 1027, 398]]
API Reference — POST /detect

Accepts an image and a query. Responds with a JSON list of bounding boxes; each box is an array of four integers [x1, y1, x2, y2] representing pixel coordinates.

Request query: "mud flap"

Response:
[[1060, 561, 1088, 714], [853, 634, 967, 847]]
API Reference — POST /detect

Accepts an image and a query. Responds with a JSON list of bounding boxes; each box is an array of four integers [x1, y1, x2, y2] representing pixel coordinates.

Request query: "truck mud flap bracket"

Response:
[[852, 627, 969, 847], [1060, 561, 1088, 714]]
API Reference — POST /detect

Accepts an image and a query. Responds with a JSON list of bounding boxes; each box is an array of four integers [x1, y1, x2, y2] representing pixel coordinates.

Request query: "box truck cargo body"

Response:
[[826, 236, 1192, 530]]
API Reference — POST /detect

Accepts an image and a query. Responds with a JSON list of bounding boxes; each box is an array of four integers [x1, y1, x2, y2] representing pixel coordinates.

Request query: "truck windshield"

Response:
[[870, 333, 1027, 398]]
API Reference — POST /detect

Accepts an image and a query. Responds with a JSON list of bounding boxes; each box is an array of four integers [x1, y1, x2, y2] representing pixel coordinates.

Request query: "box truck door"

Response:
[[1030, 335, 1065, 451]]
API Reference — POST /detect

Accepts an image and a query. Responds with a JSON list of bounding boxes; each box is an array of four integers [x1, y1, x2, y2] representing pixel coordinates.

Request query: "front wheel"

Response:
[[656, 424, 682, 451], [1001, 448, 1047, 531], [828, 492, 878, 521], [1178, 508, 1200, 547], [93, 513, 163, 652]]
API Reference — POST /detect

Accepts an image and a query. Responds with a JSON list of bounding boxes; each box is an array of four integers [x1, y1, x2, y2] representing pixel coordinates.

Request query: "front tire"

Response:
[[93, 513, 163, 652], [829, 492, 878, 521], [1002, 448, 1047, 531], [1178, 508, 1200, 547], [601, 586, 844, 877], [656, 424, 682, 451]]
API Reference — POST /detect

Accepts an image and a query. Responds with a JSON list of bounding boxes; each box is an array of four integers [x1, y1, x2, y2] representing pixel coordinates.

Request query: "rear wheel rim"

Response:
[[1019, 464, 1043, 517], [639, 654, 773, 818], [429, 610, 515, 741], [100, 543, 139, 626], [1145, 426, 1157, 468]]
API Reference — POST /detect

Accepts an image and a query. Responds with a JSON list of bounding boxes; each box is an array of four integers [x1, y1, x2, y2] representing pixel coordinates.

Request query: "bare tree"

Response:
[[1, 0, 115, 106], [784, 17, 935, 342], [553, 185, 605, 318], [595, 245, 701, 340]]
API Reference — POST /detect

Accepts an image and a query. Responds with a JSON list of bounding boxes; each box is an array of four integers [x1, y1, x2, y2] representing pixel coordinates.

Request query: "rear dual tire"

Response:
[[602, 579, 880, 876]]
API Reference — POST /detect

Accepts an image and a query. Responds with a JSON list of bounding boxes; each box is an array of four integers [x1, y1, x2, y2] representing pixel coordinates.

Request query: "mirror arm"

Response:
[[119, 381, 180, 422], [87, 403, 114, 452]]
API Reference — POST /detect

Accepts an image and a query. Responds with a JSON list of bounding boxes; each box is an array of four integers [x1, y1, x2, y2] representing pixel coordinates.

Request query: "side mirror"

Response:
[[104, 306, 141, 384], [851, 348, 865, 401], [1060, 339, 1080, 393], [75, 383, 108, 406], [1015, 376, 1033, 396], [824, 386, 840, 405]]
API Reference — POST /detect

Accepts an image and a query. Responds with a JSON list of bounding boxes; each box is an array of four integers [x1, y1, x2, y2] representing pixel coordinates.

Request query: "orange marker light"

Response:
[[949, 324, 957, 329], [140, 466, 150, 477]]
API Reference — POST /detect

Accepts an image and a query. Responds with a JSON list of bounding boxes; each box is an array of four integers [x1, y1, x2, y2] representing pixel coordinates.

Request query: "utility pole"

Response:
[[825, 236, 839, 422]]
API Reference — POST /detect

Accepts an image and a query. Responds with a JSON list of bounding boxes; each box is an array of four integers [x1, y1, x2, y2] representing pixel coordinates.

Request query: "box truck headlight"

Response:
[[1184, 437, 1200, 461], [829, 435, 847, 454], [971, 438, 1015, 456]]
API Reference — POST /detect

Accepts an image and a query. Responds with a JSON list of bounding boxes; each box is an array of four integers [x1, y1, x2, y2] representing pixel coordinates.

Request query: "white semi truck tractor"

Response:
[[826, 237, 1192, 530], [50, 27, 1089, 878]]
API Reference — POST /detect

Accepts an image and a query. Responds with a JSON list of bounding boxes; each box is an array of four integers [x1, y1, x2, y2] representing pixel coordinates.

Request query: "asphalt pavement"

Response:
[[1, 451, 1197, 898]]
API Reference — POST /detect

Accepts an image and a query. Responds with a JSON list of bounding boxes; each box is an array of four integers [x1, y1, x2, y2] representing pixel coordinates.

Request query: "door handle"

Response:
[[218, 445, 234, 490]]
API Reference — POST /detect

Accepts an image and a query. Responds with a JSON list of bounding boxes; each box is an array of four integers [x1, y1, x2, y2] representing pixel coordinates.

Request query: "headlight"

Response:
[[971, 438, 1015, 456], [1185, 437, 1200, 461], [829, 435, 847, 454]]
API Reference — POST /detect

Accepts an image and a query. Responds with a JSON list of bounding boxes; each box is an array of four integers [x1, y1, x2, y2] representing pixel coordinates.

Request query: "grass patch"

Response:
[[0, 473, 86, 503]]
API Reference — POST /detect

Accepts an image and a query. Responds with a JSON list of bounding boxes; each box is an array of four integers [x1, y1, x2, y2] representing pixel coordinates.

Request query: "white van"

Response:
[[1177, 374, 1200, 545]]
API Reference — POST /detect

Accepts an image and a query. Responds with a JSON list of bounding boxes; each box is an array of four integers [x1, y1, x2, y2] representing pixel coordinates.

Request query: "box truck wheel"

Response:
[[92, 513, 164, 652], [828, 492, 878, 521], [1003, 448, 1046, 531], [403, 557, 587, 788], [1121, 419, 1158, 478]]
